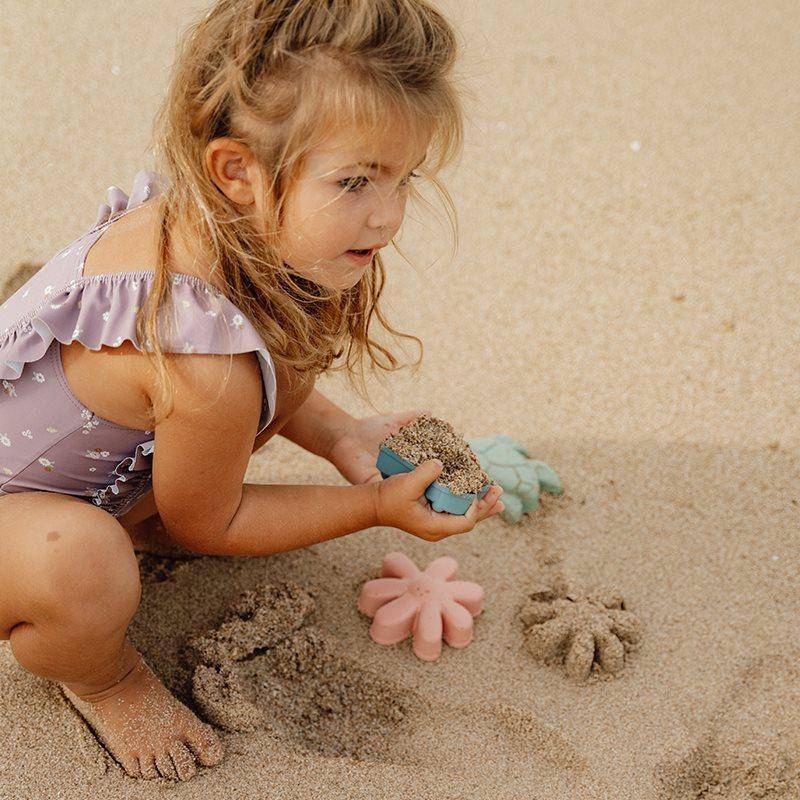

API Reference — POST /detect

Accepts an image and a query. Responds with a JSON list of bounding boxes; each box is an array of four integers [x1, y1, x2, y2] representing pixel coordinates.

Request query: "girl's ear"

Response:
[[205, 137, 258, 205], [224, 158, 247, 180]]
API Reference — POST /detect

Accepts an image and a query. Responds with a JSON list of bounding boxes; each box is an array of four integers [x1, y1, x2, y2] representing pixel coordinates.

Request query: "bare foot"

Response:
[[60, 648, 224, 781]]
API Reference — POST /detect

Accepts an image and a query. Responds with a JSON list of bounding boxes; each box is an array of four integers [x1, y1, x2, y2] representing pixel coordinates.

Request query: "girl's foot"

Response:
[[61, 648, 224, 781]]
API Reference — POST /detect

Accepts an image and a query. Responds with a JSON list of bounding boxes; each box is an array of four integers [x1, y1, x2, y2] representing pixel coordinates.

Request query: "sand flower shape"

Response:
[[465, 434, 563, 524], [519, 582, 642, 682], [357, 551, 485, 661]]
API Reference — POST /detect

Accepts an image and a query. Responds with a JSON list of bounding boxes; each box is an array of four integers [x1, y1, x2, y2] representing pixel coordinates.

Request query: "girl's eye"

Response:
[[338, 171, 421, 194]]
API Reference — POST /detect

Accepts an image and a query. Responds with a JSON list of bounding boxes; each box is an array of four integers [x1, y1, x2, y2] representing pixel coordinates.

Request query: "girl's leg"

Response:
[[0, 491, 224, 781]]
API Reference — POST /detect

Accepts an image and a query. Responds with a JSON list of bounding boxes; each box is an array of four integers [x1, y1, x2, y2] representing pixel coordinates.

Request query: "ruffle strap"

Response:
[[0, 273, 278, 434]]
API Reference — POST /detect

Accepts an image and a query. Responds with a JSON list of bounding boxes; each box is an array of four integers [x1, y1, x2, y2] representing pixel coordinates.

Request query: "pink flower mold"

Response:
[[357, 551, 485, 661]]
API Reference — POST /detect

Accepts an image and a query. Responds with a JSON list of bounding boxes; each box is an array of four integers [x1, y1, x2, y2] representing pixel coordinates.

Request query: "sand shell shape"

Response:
[[357, 551, 485, 661]]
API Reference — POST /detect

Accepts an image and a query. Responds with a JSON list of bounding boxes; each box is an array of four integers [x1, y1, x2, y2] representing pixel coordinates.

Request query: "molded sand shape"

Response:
[[357, 551, 485, 661], [519, 582, 642, 682], [379, 413, 493, 515]]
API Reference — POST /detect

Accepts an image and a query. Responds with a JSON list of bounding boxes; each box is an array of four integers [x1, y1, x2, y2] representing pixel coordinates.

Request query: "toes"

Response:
[[138, 754, 158, 780], [186, 722, 225, 766], [119, 755, 141, 779], [170, 741, 198, 781], [154, 751, 178, 780]]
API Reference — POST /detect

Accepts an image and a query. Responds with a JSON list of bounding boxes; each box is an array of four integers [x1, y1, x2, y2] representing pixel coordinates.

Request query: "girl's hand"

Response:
[[326, 408, 433, 486], [374, 459, 505, 542]]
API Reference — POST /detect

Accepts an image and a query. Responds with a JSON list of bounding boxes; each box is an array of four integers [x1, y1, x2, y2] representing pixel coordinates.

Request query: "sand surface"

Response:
[[1, 0, 798, 797]]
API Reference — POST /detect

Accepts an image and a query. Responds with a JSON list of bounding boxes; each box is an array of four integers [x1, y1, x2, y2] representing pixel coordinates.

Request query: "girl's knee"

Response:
[[32, 510, 141, 624]]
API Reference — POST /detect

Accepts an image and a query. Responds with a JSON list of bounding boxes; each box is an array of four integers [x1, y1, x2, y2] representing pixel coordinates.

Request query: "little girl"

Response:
[[0, 0, 505, 784]]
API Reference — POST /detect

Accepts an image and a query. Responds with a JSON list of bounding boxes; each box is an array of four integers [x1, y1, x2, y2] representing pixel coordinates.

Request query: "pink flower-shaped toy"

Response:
[[357, 551, 485, 661]]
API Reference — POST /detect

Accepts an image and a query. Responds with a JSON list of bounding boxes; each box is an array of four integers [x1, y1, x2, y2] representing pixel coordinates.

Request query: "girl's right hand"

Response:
[[373, 459, 505, 542]]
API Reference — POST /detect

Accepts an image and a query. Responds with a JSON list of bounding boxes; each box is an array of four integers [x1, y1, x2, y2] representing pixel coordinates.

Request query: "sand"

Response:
[[1, 0, 798, 797], [381, 413, 491, 494]]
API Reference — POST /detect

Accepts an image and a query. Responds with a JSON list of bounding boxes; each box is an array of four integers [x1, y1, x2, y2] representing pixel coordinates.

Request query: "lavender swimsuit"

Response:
[[0, 171, 277, 518]]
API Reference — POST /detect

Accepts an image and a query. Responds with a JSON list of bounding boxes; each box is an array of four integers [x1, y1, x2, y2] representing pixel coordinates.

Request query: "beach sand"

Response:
[[1, 0, 798, 797]]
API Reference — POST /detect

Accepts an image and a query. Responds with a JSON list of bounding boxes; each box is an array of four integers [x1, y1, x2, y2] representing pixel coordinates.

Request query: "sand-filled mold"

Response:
[[186, 581, 410, 759], [519, 579, 642, 682], [656, 653, 800, 799]]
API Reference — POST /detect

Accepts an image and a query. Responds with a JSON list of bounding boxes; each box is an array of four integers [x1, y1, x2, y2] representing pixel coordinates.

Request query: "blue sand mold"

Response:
[[376, 444, 492, 515]]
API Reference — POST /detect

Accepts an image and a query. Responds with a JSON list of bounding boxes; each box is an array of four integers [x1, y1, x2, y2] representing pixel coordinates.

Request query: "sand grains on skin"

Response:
[[60, 651, 225, 782]]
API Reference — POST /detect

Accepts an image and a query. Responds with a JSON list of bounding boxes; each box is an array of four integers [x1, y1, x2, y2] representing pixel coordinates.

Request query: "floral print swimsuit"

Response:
[[0, 171, 277, 518]]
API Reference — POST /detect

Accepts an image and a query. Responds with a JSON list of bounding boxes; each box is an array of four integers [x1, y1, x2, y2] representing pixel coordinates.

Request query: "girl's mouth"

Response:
[[345, 248, 374, 263]]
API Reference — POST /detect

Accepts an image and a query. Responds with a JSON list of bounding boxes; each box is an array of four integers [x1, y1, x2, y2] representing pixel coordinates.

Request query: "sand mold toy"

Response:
[[357, 551, 485, 661], [377, 444, 492, 514], [378, 414, 494, 515], [465, 434, 563, 524]]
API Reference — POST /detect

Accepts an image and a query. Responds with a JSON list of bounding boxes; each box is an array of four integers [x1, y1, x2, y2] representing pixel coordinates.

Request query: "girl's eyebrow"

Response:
[[335, 155, 426, 175]]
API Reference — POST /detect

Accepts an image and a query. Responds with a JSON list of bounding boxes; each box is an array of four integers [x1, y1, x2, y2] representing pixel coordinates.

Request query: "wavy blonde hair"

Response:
[[139, 0, 470, 425]]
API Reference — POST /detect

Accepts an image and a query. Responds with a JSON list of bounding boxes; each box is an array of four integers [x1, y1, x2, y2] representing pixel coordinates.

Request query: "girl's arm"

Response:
[[276, 388, 355, 460]]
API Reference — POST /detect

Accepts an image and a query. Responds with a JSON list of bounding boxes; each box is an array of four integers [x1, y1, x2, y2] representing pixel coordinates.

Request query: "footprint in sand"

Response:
[[185, 580, 586, 788], [655, 652, 800, 799]]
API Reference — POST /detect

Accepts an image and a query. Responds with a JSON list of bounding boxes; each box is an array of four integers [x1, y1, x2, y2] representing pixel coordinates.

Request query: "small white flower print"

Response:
[[102, 310, 110, 322], [231, 314, 244, 330], [182, 342, 196, 354], [38, 456, 55, 472], [131, 281, 140, 290], [85, 448, 110, 460], [206, 309, 219, 318], [80, 409, 101, 435], [181, 299, 191, 309], [21, 430, 33, 439], [32, 372, 45, 383], [45, 426, 58, 433], [0, 434, 10, 447], [172, 275, 182, 285], [89, 467, 97, 472], [2, 381, 17, 398], [50, 302, 65, 310], [1, 467, 13, 476], [43, 284, 54, 295]]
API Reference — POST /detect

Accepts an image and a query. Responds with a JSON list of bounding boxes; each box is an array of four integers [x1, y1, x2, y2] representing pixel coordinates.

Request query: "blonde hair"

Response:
[[139, 0, 470, 425]]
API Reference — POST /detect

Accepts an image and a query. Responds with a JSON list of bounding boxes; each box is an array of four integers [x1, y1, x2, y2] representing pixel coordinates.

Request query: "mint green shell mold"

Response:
[[464, 434, 563, 524]]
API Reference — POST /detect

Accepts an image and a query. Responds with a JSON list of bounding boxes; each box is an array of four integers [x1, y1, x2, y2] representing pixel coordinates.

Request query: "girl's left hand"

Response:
[[326, 409, 432, 486]]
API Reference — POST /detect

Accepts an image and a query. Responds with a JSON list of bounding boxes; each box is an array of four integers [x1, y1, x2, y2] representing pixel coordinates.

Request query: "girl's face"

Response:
[[275, 135, 427, 291]]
